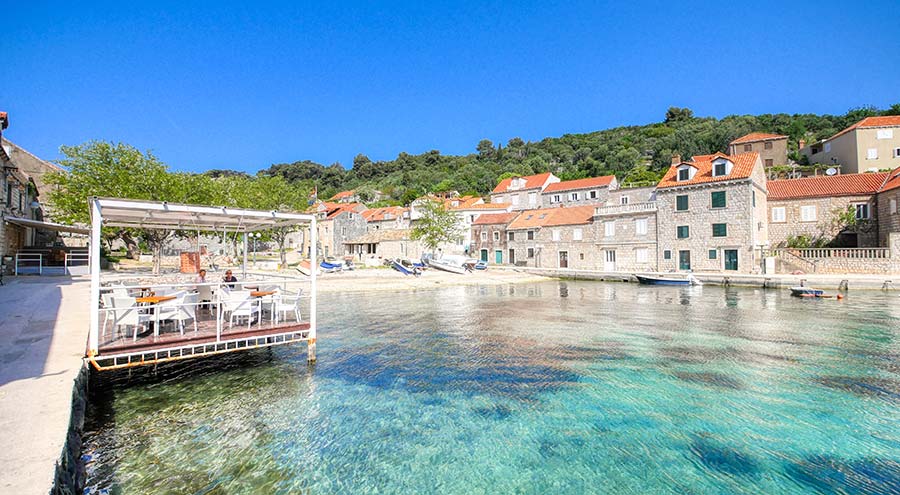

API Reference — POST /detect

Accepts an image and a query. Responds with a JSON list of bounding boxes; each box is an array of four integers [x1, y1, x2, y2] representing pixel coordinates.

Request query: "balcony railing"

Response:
[[594, 201, 657, 216], [768, 247, 891, 259]]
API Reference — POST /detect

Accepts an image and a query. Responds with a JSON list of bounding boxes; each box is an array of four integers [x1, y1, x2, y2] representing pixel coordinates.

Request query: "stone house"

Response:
[[655, 152, 768, 274], [729, 132, 789, 168], [344, 229, 423, 264], [471, 212, 519, 264], [767, 172, 887, 248], [591, 201, 659, 272], [876, 166, 900, 246], [490, 172, 559, 210], [607, 186, 656, 207], [505, 205, 596, 268], [541, 175, 617, 208], [363, 206, 410, 231], [300, 202, 367, 259], [1, 112, 48, 265], [410, 195, 510, 255], [800, 116, 900, 174]]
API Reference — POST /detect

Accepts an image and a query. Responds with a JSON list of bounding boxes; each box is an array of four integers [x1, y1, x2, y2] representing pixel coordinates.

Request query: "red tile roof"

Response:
[[657, 152, 760, 189], [828, 116, 900, 141], [543, 175, 616, 193], [323, 202, 365, 219], [492, 172, 555, 193], [0, 111, 7, 130], [880, 166, 900, 193], [472, 212, 519, 225], [456, 203, 510, 211], [329, 190, 355, 200], [362, 206, 409, 222], [768, 172, 889, 200], [507, 205, 597, 229], [729, 132, 787, 145]]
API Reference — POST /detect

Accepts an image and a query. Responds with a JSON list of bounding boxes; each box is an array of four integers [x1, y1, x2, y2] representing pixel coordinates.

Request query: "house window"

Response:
[[855, 203, 870, 220], [772, 207, 786, 222], [713, 162, 727, 176], [877, 129, 894, 140], [635, 248, 648, 263], [894, 148, 900, 158], [663, 250, 672, 260], [341, 227, 346, 236], [891, 198, 898, 214], [493, 231, 500, 241], [677, 225, 689, 239], [824, 142, 831, 153], [635, 218, 648, 235], [570, 192, 579, 201], [579, 253, 584, 260], [604, 221, 615, 237], [552, 194, 561, 203], [752, 189, 756, 207], [709, 249, 717, 259], [712, 223, 727, 237], [527, 247, 534, 258], [481, 231, 487, 241], [764, 141, 773, 150], [743, 144, 752, 152], [677, 168, 690, 181], [620, 196, 629, 205], [528, 192, 537, 204], [867, 148, 878, 160], [800, 205, 817, 222], [527, 230, 535, 240], [676, 195, 689, 211], [552, 230, 560, 241], [511, 195, 520, 205], [589, 191, 597, 199], [711, 191, 726, 208], [764, 159, 773, 167], [573, 228, 583, 241]]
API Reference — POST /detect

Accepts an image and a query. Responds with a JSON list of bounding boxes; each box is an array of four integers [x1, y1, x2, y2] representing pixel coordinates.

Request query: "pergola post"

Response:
[[242, 232, 248, 279], [308, 217, 317, 363], [88, 198, 102, 355]]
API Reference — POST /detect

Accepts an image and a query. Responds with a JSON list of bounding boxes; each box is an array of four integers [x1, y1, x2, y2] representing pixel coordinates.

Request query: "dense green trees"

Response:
[[257, 105, 899, 203]]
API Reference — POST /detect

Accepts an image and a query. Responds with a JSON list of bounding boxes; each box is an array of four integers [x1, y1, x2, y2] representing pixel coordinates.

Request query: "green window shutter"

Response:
[[708, 249, 717, 259], [676, 195, 689, 211], [664, 250, 671, 260], [712, 223, 727, 237], [677, 226, 689, 239], [711, 191, 726, 208]]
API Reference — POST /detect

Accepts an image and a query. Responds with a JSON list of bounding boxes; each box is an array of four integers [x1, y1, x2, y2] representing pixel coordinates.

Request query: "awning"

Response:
[[3, 215, 90, 235]]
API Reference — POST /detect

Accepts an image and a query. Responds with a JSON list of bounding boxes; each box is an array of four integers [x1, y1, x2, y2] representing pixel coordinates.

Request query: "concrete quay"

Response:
[[511, 266, 900, 291], [0, 276, 90, 494]]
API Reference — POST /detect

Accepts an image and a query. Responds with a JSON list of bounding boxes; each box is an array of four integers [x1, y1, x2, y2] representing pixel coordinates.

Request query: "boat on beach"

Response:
[[391, 258, 422, 276], [635, 273, 702, 286], [427, 255, 468, 274]]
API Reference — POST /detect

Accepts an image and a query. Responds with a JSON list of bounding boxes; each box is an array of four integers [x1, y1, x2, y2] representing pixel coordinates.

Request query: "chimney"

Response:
[[0, 111, 8, 132], [671, 154, 681, 166], [798, 139, 806, 150]]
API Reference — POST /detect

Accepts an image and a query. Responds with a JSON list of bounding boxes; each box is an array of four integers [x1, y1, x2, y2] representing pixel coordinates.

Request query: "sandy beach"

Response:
[[313, 267, 551, 293]]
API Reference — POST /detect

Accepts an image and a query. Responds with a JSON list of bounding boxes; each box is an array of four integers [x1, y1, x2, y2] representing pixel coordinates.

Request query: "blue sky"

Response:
[[3, 1, 899, 173]]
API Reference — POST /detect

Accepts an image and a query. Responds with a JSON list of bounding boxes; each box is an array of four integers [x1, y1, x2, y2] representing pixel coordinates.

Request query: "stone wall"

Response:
[[490, 188, 544, 210], [877, 188, 900, 246], [541, 188, 608, 208], [768, 195, 879, 247], [730, 137, 788, 166], [471, 223, 510, 263], [590, 207, 659, 272]]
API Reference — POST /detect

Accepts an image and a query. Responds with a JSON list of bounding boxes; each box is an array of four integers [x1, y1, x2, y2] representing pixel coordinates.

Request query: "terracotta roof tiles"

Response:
[[879, 166, 900, 193], [543, 175, 616, 193], [472, 212, 519, 225], [827, 116, 900, 141], [507, 205, 597, 230], [362, 206, 409, 222], [656, 152, 760, 189], [729, 132, 787, 145], [492, 172, 555, 193], [768, 172, 889, 200]]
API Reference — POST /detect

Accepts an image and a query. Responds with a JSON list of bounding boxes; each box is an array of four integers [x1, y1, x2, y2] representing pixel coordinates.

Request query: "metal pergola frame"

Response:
[[87, 197, 318, 358]]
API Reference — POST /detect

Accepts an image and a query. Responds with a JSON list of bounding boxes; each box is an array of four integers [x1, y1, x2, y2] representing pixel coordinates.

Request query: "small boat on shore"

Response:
[[391, 258, 422, 276], [320, 261, 343, 273], [427, 256, 468, 275], [635, 274, 702, 286]]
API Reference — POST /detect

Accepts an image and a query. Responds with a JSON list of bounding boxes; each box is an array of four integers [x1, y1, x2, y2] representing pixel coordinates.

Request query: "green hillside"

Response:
[[259, 104, 900, 205]]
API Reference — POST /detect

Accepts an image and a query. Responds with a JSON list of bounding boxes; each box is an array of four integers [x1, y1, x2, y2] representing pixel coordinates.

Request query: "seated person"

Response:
[[222, 270, 238, 289], [194, 269, 207, 285]]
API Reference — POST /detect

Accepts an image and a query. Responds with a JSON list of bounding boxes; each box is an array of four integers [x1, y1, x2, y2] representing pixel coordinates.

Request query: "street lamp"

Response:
[[252, 232, 261, 265]]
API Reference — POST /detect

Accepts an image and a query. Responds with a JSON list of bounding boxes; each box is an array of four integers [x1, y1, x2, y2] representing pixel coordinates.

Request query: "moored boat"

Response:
[[427, 256, 468, 274], [790, 286, 825, 297], [391, 258, 422, 276], [635, 274, 701, 286]]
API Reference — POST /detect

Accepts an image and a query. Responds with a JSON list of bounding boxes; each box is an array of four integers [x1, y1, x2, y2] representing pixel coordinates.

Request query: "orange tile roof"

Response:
[[362, 206, 409, 222], [330, 190, 355, 200], [880, 166, 900, 193], [768, 172, 889, 200], [456, 203, 510, 211], [492, 172, 555, 193], [543, 175, 616, 193], [472, 212, 519, 225], [827, 116, 900, 141], [324, 202, 365, 219], [729, 132, 787, 145], [507, 205, 597, 230], [656, 152, 759, 189]]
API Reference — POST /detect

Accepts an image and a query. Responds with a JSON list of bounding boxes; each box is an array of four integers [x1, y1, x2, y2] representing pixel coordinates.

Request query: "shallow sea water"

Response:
[[83, 281, 900, 494]]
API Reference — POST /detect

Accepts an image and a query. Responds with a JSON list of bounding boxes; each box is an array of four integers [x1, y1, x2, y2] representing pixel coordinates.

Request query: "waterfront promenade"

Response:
[[0, 276, 90, 495]]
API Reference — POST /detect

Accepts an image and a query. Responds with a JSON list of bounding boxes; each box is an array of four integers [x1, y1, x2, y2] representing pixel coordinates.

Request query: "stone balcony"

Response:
[[593, 201, 657, 216]]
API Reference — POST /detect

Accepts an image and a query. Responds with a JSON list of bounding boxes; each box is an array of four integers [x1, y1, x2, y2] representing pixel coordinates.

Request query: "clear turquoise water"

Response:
[[83, 281, 900, 494]]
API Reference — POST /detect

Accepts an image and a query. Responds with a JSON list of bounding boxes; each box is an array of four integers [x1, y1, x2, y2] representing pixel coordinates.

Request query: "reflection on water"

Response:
[[83, 282, 900, 494]]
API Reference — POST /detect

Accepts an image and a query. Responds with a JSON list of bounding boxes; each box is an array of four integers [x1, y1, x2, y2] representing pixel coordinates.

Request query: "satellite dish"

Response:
[[825, 168, 837, 176]]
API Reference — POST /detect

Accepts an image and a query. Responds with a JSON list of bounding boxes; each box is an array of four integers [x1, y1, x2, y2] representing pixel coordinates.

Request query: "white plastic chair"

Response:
[[155, 291, 187, 335], [273, 290, 303, 324], [223, 290, 259, 329], [111, 296, 152, 342], [197, 285, 214, 311], [160, 292, 198, 335]]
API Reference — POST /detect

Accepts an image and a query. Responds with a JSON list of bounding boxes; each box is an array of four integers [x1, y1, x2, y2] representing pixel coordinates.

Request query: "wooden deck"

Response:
[[97, 307, 310, 356]]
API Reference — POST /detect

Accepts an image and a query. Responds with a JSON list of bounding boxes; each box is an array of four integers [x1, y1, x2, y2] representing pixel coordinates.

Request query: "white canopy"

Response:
[[93, 197, 315, 232]]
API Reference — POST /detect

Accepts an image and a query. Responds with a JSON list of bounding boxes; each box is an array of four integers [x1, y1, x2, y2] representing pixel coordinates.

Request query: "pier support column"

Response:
[[307, 338, 316, 363]]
